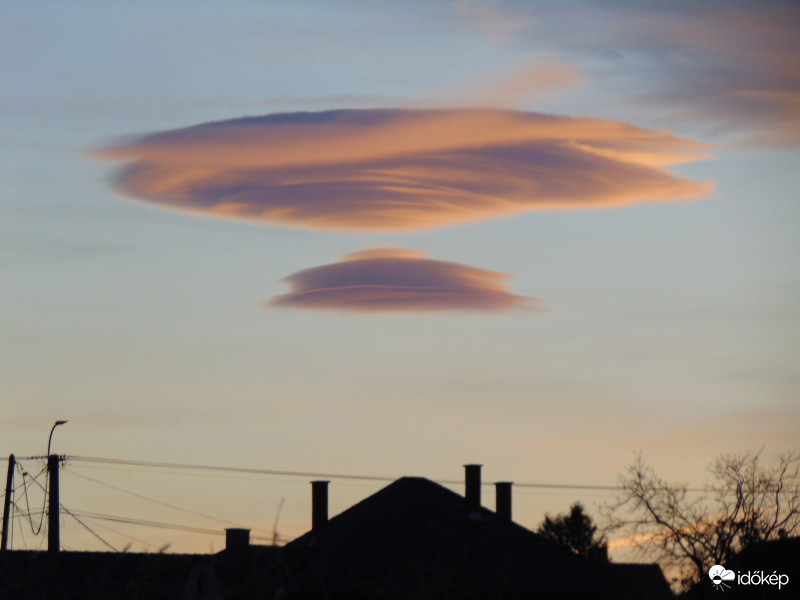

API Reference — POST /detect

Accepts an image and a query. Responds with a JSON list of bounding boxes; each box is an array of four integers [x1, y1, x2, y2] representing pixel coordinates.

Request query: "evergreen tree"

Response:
[[537, 502, 604, 558]]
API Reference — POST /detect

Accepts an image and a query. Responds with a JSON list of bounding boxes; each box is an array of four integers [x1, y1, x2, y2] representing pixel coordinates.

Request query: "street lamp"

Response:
[[47, 420, 68, 458], [45, 420, 67, 553]]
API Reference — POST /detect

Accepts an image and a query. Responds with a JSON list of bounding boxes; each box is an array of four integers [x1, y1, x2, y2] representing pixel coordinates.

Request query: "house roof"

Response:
[[284, 476, 671, 599], [1, 475, 678, 599]]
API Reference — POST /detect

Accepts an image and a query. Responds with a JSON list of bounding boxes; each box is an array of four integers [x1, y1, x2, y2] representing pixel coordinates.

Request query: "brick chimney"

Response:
[[311, 480, 329, 534], [464, 464, 482, 513], [495, 482, 513, 521]]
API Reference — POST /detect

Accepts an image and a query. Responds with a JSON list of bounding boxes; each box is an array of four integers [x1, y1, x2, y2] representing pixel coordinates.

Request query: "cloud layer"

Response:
[[97, 109, 713, 232], [459, 1, 800, 145], [267, 247, 539, 313], [602, 1, 800, 146]]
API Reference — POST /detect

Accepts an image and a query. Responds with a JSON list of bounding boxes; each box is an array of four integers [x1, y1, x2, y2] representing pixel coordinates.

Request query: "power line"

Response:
[[65, 455, 398, 483], [60, 503, 118, 552], [64, 467, 270, 534], [72, 510, 227, 537], [62, 454, 666, 491], [80, 517, 160, 551], [15, 459, 52, 539], [61, 462, 340, 488], [7, 452, 716, 553], [17, 466, 46, 535], [0, 476, 32, 500], [10, 501, 22, 550]]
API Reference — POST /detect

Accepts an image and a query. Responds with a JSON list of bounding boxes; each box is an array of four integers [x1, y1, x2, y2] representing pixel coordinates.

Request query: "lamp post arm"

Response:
[[47, 420, 68, 458]]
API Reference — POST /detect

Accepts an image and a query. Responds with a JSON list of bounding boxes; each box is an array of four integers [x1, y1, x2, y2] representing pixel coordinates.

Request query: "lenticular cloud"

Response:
[[96, 109, 714, 232], [267, 247, 540, 313]]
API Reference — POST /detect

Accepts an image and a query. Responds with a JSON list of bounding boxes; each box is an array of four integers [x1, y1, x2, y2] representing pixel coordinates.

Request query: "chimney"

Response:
[[311, 480, 329, 533], [464, 464, 482, 513], [225, 528, 250, 549], [495, 482, 513, 521]]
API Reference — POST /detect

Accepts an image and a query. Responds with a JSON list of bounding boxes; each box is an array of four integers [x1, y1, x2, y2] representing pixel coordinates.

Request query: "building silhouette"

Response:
[[1, 465, 674, 599]]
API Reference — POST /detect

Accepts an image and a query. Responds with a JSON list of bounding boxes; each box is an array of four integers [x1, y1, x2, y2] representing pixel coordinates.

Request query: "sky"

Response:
[[2, 0, 799, 555]]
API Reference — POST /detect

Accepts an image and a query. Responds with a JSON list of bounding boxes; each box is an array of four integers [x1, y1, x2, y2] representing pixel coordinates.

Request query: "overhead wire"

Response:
[[10, 500, 19, 549], [23, 467, 57, 551], [63, 454, 690, 491], [77, 517, 158, 551], [59, 462, 339, 488], [21, 470, 119, 552], [64, 467, 270, 534], [72, 510, 227, 537], [16, 464, 47, 535], [1, 467, 42, 550], [0, 475, 31, 500], [9, 492, 153, 552], [60, 503, 118, 552], [9, 452, 712, 552], [7, 457, 282, 550], [69, 509, 290, 546], [64, 455, 398, 483], [17, 458, 51, 537]]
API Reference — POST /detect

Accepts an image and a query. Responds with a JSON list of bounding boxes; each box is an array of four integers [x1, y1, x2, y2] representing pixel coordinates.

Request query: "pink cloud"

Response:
[[267, 247, 541, 313], [95, 109, 713, 232]]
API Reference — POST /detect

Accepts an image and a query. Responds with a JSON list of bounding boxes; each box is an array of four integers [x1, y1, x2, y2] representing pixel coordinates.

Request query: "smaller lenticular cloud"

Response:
[[267, 247, 541, 314]]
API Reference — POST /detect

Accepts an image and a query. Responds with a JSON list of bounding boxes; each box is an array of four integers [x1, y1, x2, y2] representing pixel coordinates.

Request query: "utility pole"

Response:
[[1, 454, 14, 553], [47, 454, 60, 553], [44, 421, 66, 554]]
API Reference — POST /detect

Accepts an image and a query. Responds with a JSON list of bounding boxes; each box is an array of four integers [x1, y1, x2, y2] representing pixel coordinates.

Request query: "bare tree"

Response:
[[603, 449, 800, 589]]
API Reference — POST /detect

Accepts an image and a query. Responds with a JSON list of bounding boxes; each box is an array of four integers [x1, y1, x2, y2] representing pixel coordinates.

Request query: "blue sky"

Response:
[[2, 0, 798, 553]]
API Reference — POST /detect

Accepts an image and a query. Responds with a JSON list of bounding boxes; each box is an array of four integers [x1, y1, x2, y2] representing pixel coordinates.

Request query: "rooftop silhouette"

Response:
[[1, 466, 675, 599]]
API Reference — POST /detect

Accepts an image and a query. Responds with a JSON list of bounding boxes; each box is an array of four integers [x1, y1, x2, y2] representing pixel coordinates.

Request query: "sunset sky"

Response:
[[2, 0, 799, 554]]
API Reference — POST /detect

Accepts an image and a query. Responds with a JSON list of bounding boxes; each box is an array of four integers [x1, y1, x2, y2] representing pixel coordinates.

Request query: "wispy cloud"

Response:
[[457, 0, 800, 145], [465, 60, 585, 108], [266, 247, 540, 313], [95, 108, 712, 232], [620, 1, 800, 146]]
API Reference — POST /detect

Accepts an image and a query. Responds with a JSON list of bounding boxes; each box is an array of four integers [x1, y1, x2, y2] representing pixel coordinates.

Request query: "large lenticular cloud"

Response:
[[97, 109, 714, 232], [267, 247, 539, 313]]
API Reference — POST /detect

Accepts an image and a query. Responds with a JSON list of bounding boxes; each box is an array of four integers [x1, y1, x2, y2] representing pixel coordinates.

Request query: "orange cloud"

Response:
[[461, 60, 585, 108], [96, 109, 713, 232], [266, 247, 540, 313]]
